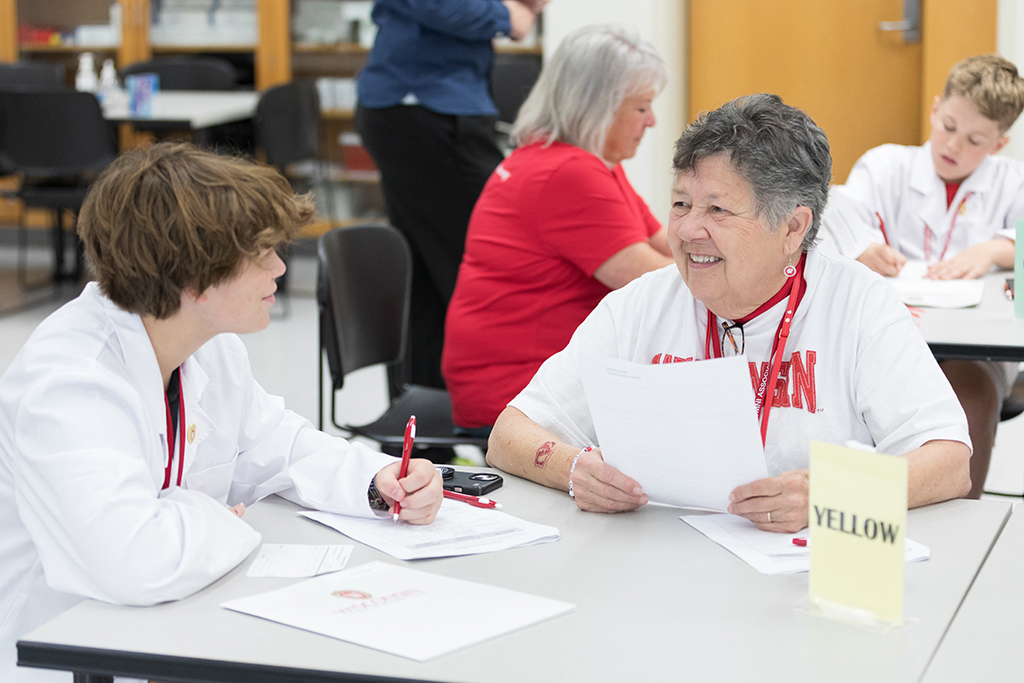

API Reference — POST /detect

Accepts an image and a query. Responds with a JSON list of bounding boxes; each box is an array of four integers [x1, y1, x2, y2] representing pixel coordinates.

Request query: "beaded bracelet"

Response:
[[568, 446, 593, 498]]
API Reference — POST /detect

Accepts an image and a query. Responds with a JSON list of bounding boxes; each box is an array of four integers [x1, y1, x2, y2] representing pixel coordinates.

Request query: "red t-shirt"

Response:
[[442, 141, 662, 427]]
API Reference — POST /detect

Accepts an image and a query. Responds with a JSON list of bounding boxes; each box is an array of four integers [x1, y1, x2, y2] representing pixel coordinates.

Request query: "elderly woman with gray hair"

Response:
[[486, 94, 973, 531], [442, 25, 673, 433]]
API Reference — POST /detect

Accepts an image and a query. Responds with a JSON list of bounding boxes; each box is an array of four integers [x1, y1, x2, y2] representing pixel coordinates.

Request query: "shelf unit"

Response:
[[0, 0, 541, 234]]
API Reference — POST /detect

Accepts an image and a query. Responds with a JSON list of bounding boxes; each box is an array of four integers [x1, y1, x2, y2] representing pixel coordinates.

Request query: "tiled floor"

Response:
[[0, 248, 1020, 497]]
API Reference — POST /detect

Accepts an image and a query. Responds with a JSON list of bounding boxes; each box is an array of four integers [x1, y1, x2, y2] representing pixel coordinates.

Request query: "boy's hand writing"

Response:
[[375, 459, 443, 524], [857, 243, 907, 276]]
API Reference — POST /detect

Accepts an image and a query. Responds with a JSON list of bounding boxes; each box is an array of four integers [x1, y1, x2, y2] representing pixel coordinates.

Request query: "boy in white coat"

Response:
[[0, 143, 443, 682], [822, 55, 1024, 498]]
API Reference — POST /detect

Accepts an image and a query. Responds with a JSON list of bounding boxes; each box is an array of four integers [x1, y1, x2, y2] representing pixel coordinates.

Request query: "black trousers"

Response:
[[356, 105, 503, 389]]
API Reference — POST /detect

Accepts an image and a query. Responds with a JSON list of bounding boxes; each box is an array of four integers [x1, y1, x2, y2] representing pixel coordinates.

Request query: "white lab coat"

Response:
[[819, 142, 1024, 260], [0, 283, 396, 683]]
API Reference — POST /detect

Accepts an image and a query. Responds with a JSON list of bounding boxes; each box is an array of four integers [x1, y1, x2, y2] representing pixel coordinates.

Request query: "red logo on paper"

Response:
[[332, 590, 372, 600]]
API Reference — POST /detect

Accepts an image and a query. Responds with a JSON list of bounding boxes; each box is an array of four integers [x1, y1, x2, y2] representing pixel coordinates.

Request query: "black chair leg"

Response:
[[16, 208, 49, 291]]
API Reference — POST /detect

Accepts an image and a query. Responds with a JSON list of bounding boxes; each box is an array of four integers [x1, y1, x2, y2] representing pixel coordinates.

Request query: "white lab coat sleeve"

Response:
[[12, 367, 261, 607], [997, 176, 1024, 241], [824, 148, 896, 258], [224, 348, 396, 516]]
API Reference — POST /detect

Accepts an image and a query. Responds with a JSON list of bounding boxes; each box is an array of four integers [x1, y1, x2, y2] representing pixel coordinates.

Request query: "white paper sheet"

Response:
[[223, 561, 575, 661], [246, 544, 354, 578], [682, 513, 930, 575], [886, 260, 984, 308], [579, 353, 769, 511], [300, 499, 559, 560]]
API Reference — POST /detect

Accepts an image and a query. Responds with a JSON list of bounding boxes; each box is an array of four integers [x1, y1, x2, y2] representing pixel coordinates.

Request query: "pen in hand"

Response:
[[392, 415, 416, 522]]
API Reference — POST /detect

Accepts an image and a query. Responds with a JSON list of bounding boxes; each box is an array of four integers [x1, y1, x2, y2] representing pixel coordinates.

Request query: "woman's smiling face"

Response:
[[669, 154, 806, 320]]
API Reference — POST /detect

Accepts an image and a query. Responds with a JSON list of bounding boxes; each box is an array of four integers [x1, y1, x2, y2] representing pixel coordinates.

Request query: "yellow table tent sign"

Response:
[[805, 441, 908, 631]]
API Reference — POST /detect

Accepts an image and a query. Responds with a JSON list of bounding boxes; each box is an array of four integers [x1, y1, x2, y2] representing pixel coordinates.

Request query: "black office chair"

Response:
[[254, 79, 329, 300], [121, 56, 237, 91], [0, 90, 117, 288], [0, 61, 66, 178], [999, 371, 1024, 421], [317, 224, 489, 459], [491, 53, 542, 125]]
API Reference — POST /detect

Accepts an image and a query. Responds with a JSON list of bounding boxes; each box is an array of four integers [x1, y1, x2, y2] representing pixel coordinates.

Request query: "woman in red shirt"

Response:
[[442, 25, 672, 432]]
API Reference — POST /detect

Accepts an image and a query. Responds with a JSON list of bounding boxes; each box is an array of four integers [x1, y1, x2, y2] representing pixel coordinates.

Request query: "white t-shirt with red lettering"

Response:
[[510, 249, 971, 475]]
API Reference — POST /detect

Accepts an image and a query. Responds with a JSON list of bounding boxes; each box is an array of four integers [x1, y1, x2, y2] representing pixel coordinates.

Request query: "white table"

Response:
[[915, 271, 1024, 361], [921, 504, 1023, 682], [101, 90, 259, 130], [17, 474, 1012, 683]]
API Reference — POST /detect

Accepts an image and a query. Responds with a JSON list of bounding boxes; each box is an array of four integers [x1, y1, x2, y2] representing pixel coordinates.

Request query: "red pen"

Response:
[[792, 537, 808, 547], [443, 489, 503, 510], [392, 416, 416, 522], [875, 212, 890, 246]]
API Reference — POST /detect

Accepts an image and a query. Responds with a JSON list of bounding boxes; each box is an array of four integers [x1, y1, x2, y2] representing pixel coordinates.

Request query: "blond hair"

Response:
[[943, 54, 1024, 133], [78, 142, 314, 319]]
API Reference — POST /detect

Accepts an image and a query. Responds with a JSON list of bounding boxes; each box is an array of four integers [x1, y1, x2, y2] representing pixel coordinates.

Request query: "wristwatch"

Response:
[[367, 479, 389, 511]]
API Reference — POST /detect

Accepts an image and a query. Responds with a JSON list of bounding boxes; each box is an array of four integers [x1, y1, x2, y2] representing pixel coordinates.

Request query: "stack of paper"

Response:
[[886, 260, 984, 308], [682, 513, 930, 575], [301, 499, 559, 560], [223, 561, 575, 661]]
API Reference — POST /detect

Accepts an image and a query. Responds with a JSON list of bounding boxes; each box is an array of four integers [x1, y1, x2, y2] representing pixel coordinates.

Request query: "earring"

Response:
[[784, 255, 796, 278]]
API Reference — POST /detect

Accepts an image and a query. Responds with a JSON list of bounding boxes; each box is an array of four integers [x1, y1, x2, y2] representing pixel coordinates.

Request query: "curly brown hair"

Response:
[[78, 142, 314, 319]]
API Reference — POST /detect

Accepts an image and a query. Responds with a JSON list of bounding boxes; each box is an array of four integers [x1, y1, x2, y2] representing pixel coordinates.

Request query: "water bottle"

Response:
[[75, 52, 98, 93]]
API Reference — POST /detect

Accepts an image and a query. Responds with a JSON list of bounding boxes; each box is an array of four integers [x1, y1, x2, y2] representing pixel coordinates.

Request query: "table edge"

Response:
[[17, 641, 440, 683]]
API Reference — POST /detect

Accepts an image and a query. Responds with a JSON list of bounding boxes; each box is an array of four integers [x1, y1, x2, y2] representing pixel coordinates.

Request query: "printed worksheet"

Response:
[[301, 499, 559, 560], [223, 561, 575, 661], [580, 353, 769, 511], [682, 513, 930, 575], [246, 544, 353, 578]]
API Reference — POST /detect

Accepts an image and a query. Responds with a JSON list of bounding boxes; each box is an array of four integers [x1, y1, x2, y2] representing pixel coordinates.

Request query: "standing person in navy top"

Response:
[[356, 0, 547, 405]]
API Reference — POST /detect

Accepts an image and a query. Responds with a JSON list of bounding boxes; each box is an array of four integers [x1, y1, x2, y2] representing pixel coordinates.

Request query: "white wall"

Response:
[[542, 0, 686, 224], [998, 0, 1024, 160]]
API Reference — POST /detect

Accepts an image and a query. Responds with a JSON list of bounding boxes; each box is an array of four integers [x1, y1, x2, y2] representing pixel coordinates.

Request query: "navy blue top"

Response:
[[357, 0, 511, 116]]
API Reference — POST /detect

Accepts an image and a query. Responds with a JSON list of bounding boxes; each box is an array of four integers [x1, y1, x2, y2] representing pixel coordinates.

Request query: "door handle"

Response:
[[879, 0, 920, 42]]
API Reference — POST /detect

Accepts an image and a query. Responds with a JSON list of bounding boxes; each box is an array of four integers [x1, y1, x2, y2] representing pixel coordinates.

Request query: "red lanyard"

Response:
[[923, 192, 973, 262], [705, 256, 805, 447], [162, 371, 185, 490]]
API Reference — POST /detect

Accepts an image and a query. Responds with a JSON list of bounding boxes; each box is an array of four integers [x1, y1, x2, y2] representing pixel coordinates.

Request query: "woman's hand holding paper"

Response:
[[571, 448, 649, 513], [727, 469, 809, 533]]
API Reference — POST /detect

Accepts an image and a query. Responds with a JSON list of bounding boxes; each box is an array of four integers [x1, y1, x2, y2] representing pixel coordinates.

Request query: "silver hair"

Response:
[[511, 24, 668, 156], [673, 94, 832, 252]]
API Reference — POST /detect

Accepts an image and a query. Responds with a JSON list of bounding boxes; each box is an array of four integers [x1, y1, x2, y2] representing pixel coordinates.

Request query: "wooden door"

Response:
[[689, 0, 996, 183]]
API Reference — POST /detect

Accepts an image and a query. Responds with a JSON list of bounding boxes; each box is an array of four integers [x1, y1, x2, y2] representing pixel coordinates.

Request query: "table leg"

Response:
[[73, 674, 112, 683]]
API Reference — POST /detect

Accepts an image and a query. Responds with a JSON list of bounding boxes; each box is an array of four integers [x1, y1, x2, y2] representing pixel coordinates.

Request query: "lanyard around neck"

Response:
[[162, 370, 185, 490], [924, 192, 973, 262], [705, 255, 806, 447]]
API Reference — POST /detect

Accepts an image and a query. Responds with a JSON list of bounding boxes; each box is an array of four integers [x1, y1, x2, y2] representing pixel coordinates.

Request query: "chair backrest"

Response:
[[318, 224, 412, 391], [0, 61, 66, 89], [121, 56, 237, 91], [491, 54, 542, 124], [254, 79, 320, 170], [0, 90, 117, 179]]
